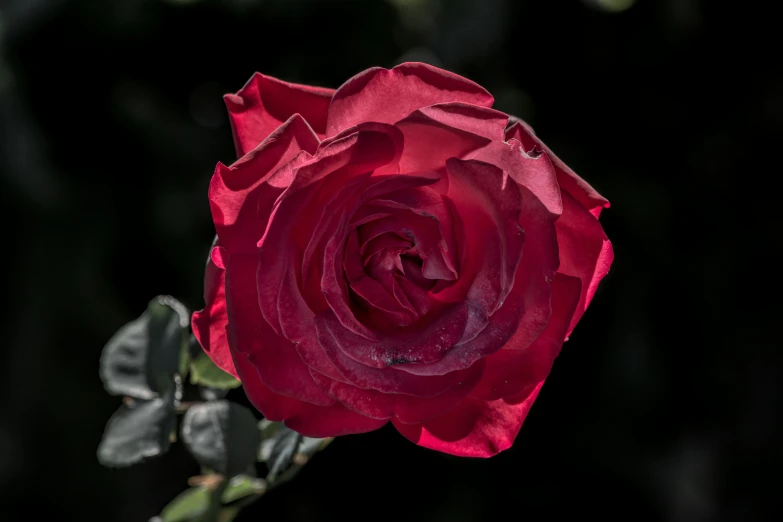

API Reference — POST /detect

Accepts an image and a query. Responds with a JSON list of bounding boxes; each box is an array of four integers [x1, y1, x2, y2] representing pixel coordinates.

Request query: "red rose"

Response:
[[193, 63, 613, 457]]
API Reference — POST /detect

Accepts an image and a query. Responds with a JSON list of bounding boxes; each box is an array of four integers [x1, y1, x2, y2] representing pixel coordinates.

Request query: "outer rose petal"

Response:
[[468, 139, 563, 216], [504, 122, 612, 334], [394, 108, 493, 173], [556, 191, 614, 335], [470, 273, 582, 401], [409, 102, 508, 140], [232, 340, 387, 437], [225, 72, 334, 156], [326, 62, 494, 136], [193, 246, 375, 436], [224, 273, 387, 436], [284, 402, 388, 438], [231, 342, 303, 422], [309, 363, 483, 425], [393, 102, 509, 173], [191, 243, 238, 379], [505, 121, 609, 218], [209, 114, 319, 254], [224, 253, 335, 406], [392, 382, 544, 458]]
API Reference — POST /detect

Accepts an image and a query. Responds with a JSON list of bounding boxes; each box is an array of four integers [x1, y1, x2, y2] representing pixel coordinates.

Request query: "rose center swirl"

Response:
[[342, 186, 459, 334]]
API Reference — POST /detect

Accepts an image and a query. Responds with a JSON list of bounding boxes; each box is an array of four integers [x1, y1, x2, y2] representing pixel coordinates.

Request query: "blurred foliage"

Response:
[[0, 0, 780, 521], [584, 0, 637, 13]]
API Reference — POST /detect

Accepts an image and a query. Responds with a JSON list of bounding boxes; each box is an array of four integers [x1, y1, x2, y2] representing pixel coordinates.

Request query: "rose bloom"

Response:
[[193, 63, 613, 457]]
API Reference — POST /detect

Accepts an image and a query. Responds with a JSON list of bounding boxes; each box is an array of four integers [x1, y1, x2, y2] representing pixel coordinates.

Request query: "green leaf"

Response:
[[265, 426, 301, 481], [100, 295, 190, 400], [97, 396, 176, 467], [181, 401, 260, 477], [221, 475, 266, 504], [299, 436, 333, 456], [159, 487, 210, 522], [189, 348, 240, 390], [259, 422, 332, 483]]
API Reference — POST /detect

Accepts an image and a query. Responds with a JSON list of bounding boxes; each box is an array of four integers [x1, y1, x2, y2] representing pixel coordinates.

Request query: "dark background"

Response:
[[1, 0, 780, 520]]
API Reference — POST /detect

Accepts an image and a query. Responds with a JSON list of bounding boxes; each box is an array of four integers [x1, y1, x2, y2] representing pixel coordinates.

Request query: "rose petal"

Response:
[[392, 382, 544, 458], [372, 186, 459, 276], [361, 233, 412, 260], [395, 183, 559, 376], [284, 402, 388, 438], [556, 191, 614, 336], [310, 362, 484, 424], [301, 174, 374, 300], [225, 253, 335, 406], [470, 273, 582, 401], [358, 212, 455, 281], [228, 307, 386, 437], [326, 62, 493, 136], [294, 337, 348, 384], [315, 312, 479, 397], [435, 158, 525, 324], [468, 139, 563, 216], [323, 213, 379, 340], [505, 121, 610, 218], [358, 171, 442, 202], [225, 72, 334, 156], [274, 252, 348, 383], [321, 301, 469, 368], [344, 229, 415, 326], [191, 242, 238, 379], [321, 172, 441, 340], [395, 273, 432, 316], [412, 102, 508, 139], [394, 102, 512, 173], [258, 126, 403, 336], [395, 112, 492, 173], [274, 124, 402, 211], [399, 256, 432, 288], [230, 343, 304, 422], [209, 114, 319, 254], [387, 273, 424, 318]]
